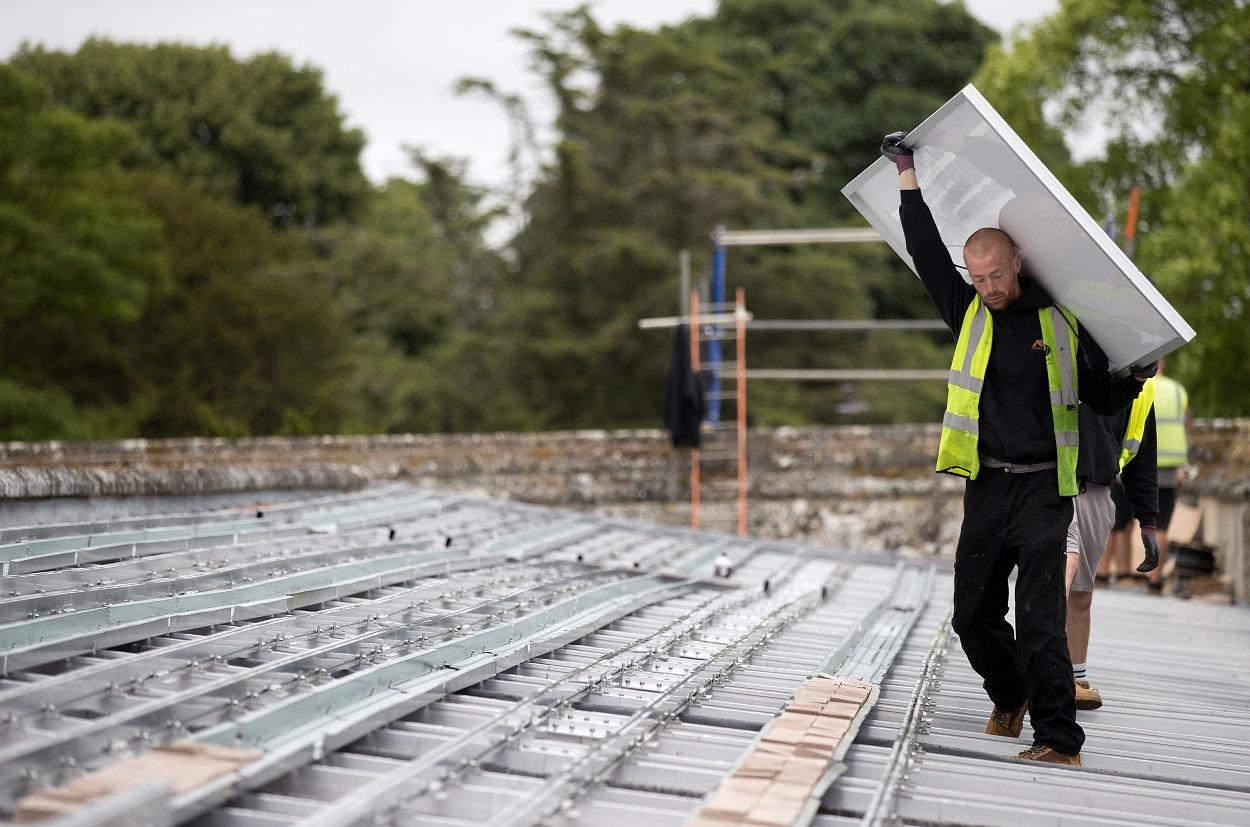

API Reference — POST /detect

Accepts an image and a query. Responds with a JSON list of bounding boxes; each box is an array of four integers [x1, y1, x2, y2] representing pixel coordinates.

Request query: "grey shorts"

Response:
[[1065, 484, 1115, 593]]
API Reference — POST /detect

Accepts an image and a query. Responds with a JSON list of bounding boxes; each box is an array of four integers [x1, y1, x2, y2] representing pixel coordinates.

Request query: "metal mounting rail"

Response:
[[483, 566, 851, 827], [0, 516, 600, 674], [2, 551, 742, 807], [184, 558, 902, 826], [375, 556, 845, 827], [5, 488, 1247, 827], [0, 564, 625, 803], [0, 563, 544, 715], [183, 549, 816, 826], [0, 501, 526, 611], [819, 564, 935, 683], [858, 605, 952, 826], [0, 487, 951, 827], [0, 483, 418, 545], [0, 497, 510, 615], [0, 493, 457, 577], [258, 553, 777, 827], [172, 575, 717, 824], [0, 490, 440, 565]]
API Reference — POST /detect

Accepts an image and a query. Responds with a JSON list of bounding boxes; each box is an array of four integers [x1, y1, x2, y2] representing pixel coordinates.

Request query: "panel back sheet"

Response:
[[842, 84, 1195, 372]]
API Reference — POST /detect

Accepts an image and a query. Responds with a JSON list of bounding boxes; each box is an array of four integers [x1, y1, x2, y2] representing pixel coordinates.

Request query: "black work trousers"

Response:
[[951, 466, 1084, 754]]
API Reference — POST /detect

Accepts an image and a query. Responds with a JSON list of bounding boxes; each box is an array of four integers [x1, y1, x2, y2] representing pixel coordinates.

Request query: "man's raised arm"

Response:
[[882, 131, 974, 334]]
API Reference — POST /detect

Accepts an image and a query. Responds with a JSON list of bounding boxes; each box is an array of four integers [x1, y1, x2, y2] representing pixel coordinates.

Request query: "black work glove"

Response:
[[880, 131, 914, 172], [1137, 525, 1160, 573], [1131, 361, 1159, 380]]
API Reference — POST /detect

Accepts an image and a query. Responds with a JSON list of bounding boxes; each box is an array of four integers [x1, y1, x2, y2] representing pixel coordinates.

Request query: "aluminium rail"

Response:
[[0, 488, 762, 820], [0, 548, 736, 802], [0, 510, 594, 673], [0, 483, 421, 548], [10, 485, 1235, 827], [188, 556, 935, 826], [199, 546, 800, 826], [199, 554, 844, 825]]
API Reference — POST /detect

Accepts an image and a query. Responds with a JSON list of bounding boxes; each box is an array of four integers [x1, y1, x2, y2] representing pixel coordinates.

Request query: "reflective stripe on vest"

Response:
[[936, 298, 1080, 496], [1119, 376, 1157, 471], [1154, 375, 1188, 467]]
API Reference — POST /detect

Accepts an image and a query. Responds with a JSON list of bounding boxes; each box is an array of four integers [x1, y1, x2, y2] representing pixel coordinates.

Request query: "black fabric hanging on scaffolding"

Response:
[[662, 323, 704, 448]]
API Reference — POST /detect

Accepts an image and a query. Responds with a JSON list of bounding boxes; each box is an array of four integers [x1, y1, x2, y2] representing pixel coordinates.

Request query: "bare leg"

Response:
[[1107, 528, 1131, 578], [1150, 528, 1169, 587], [1066, 590, 1093, 665], [1065, 552, 1079, 594], [1096, 534, 1116, 578]]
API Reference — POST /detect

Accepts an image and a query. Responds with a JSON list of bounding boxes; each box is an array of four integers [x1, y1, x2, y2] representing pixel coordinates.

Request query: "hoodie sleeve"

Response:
[[899, 189, 976, 336], [1123, 408, 1160, 528], [1075, 327, 1143, 415]]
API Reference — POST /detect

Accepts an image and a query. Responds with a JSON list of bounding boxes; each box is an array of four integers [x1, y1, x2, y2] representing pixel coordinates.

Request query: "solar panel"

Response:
[[841, 84, 1195, 373]]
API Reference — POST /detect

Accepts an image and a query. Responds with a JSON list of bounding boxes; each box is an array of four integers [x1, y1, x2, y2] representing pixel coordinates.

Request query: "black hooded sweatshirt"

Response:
[[1077, 404, 1159, 527], [662, 324, 704, 447], [900, 189, 1143, 465]]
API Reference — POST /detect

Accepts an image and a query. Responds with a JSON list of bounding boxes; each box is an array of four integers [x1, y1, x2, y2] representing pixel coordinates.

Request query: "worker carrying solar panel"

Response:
[[1063, 372, 1160, 713], [879, 130, 1154, 767]]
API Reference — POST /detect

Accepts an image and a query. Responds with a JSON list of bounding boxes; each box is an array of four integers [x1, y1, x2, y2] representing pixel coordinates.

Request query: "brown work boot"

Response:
[[1075, 681, 1103, 710], [1017, 743, 1081, 766], [985, 701, 1028, 738]]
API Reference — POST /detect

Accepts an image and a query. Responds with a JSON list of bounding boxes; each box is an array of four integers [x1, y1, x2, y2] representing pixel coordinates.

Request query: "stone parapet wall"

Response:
[[0, 425, 954, 503], [1, 420, 1244, 495], [0, 423, 1245, 582]]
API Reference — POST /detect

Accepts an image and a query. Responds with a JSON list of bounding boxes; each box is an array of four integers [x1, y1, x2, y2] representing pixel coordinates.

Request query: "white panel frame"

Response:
[[841, 84, 1195, 373]]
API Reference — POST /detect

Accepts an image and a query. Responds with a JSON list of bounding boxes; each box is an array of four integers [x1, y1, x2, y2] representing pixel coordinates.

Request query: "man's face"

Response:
[[964, 245, 1022, 311]]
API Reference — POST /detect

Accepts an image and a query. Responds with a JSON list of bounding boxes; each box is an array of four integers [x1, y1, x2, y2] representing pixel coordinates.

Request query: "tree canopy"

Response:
[[0, 52, 503, 438], [14, 40, 370, 227], [974, 0, 1250, 415], [501, 0, 995, 428], [0, 63, 166, 438], [5, 0, 1245, 440]]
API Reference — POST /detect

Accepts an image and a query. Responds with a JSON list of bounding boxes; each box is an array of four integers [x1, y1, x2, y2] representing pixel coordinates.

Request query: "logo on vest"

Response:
[[1030, 339, 1051, 356]]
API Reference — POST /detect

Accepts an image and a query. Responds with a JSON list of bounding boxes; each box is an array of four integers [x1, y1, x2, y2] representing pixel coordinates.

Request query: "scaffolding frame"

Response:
[[688, 289, 749, 535], [704, 224, 948, 423], [640, 224, 949, 537]]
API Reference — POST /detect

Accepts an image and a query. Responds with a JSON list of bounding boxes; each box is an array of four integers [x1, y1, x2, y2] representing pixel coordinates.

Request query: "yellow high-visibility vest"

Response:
[[1154, 375, 1189, 468], [1119, 377, 1156, 471], [936, 297, 1080, 496]]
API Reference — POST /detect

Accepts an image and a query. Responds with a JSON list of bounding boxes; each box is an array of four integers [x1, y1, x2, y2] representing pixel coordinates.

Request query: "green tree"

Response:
[[295, 152, 519, 432], [974, 0, 1250, 414], [113, 172, 356, 436], [0, 63, 166, 438], [14, 40, 369, 227], [498, 1, 990, 429], [714, 0, 997, 219]]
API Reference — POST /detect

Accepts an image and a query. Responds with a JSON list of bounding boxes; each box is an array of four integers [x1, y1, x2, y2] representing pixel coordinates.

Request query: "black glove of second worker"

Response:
[[1137, 525, 1160, 573], [880, 131, 914, 172]]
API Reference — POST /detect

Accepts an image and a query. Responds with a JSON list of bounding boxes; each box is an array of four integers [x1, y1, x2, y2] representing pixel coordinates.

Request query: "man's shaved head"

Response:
[[964, 227, 1017, 261], [962, 227, 1024, 311]]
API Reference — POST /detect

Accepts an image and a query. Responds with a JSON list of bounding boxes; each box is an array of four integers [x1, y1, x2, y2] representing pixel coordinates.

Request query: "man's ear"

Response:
[[1012, 255, 1023, 276]]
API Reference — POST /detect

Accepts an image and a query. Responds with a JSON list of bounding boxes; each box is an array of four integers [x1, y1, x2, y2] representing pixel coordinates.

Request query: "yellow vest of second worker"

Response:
[[1153, 375, 1189, 468], [936, 297, 1080, 496], [1119, 377, 1156, 471]]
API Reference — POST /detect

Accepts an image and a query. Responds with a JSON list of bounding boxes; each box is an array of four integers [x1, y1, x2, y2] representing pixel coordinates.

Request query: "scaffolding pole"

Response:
[[735, 288, 748, 537], [689, 291, 701, 531], [708, 231, 727, 424]]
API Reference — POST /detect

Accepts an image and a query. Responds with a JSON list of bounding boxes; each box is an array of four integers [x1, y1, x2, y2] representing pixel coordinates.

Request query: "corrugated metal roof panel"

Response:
[[0, 485, 1244, 827]]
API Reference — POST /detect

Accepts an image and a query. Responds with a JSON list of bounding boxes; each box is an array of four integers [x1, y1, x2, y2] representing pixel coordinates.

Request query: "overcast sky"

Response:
[[2, 0, 1058, 192]]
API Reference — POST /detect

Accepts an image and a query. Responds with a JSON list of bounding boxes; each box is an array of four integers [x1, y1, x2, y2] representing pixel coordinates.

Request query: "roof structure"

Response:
[[0, 485, 1245, 826]]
